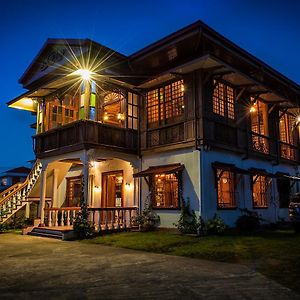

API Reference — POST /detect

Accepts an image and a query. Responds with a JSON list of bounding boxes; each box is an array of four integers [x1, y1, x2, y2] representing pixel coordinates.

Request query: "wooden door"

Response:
[[65, 176, 82, 207], [101, 171, 123, 222]]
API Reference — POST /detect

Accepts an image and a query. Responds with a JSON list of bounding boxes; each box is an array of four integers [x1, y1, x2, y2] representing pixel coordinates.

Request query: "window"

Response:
[[216, 169, 236, 209], [279, 113, 297, 160], [213, 80, 235, 119], [250, 99, 269, 154], [147, 80, 184, 127], [127, 92, 138, 130], [152, 173, 179, 209], [46, 94, 79, 130], [251, 175, 271, 208]]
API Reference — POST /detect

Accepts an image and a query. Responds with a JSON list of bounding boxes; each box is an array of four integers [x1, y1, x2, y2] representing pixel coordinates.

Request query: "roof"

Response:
[[0, 166, 31, 177]]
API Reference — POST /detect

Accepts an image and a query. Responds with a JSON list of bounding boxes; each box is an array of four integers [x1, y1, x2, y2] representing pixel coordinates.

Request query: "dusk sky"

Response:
[[0, 0, 300, 170]]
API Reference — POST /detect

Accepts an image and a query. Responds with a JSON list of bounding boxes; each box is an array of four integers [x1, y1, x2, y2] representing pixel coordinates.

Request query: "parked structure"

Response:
[[2, 20, 300, 229]]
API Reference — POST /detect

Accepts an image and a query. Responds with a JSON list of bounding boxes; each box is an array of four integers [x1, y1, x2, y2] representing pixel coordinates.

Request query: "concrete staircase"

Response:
[[28, 227, 64, 239], [0, 161, 42, 224]]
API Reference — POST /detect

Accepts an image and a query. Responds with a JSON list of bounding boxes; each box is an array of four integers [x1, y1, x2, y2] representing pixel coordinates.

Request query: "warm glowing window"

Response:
[[101, 92, 126, 127], [127, 92, 139, 130], [216, 169, 236, 209], [279, 112, 297, 160], [250, 99, 269, 154], [153, 173, 179, 209], [147, 80, 184, 126], [47, 94, 79, 130], [213, 80, 235, 119], [252, 175, 271, 208]]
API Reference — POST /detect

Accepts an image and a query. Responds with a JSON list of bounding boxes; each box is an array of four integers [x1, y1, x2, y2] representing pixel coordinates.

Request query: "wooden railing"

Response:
[[44, 206, 138, 231], [280, 141, 298, 161], [0, 161, 42, 224], [33, 120, 138, 156]]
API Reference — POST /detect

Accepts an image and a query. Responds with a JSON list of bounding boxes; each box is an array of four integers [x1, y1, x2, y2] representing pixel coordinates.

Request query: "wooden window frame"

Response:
[[251, 174, 271, 209], [146, 80, 184, 128], [150, 172, 181, 210], [215, 168, 237, 210], [212, 79, 235, 120]]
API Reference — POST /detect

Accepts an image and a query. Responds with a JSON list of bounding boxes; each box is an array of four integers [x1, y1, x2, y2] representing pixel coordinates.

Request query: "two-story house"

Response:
[[1, 20, 300, 231]]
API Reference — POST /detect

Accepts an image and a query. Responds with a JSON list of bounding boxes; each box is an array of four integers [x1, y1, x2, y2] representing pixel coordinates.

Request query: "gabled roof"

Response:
[[19, 38, 130, 90]]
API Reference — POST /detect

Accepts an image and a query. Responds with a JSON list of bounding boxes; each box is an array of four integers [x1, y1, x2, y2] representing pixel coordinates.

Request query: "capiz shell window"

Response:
[[147, 80, 184, 126], [213, 80, 235, 119], [153, 173, 179, 209], [216, 169, 236, 209], [252, 175, 271, 208]]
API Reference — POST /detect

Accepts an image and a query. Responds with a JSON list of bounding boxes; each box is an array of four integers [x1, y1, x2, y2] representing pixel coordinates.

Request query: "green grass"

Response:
[[85, 230, 300, 293]]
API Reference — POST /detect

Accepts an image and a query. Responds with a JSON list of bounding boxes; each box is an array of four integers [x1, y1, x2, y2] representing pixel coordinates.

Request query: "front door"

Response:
[[65, 176, 82, 207], [101, 171, 123, 222], [102, 171, 123, 207]]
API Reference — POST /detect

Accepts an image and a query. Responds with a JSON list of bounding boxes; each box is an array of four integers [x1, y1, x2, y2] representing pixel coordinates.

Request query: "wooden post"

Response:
[[52, 169, 58, 208], [39, 169, 47, 226]]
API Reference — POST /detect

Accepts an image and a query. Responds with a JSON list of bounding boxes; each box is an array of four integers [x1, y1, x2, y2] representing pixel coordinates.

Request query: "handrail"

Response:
[[0, 179, 28, 206], [0, 160, 41, 207], [0, 182, 22, 198], [45, 207, 81, 211], [88, 206, 138, 211]]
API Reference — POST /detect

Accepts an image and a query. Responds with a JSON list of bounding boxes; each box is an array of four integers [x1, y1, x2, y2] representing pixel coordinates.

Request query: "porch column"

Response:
[[83, 160, 89, 206], [39, 169, 47, 226], [52, 169, 58, 208], [25, 202, 30, 219]]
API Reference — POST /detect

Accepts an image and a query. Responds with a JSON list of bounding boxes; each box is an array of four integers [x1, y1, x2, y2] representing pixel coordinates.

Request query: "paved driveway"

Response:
[[0, 233, 298, 299]]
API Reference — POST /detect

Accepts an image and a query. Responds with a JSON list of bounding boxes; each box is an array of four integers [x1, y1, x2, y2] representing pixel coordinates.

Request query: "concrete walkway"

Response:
[[0, 233, 298, 300]]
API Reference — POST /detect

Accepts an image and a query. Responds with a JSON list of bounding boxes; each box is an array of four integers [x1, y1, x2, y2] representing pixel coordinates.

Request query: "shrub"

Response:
[[73, 195, 95, 239], [206, 214, 227, 235], [0, 223, 8, 233], [175, 199, 199, 234], [134, 195, 160, 232], [235, 208, 261, 232]]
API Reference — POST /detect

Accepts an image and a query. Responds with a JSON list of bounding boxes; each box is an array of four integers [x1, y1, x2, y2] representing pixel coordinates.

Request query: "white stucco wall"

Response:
[[200, 148, 300, 227], [141, 148, 200, 228]]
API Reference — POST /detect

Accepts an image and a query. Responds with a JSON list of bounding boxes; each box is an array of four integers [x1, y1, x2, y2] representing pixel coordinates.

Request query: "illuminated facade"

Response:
[[2, 21, 300, 231]]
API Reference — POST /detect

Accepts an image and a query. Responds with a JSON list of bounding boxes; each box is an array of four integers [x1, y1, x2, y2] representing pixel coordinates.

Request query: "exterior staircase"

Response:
[[0, 161, 42, 224]]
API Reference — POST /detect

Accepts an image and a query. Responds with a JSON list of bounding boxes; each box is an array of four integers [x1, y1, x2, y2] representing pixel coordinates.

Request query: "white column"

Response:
[[39, 169, 47, 226], [25, 202, 30, 218], [83, 159, 89, 206], [52, 169, 58, 208]]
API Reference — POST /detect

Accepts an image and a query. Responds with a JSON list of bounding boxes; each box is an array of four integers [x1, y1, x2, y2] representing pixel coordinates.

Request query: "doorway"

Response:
[[65, 176, 82, 207], [101, 170, 124, 208]]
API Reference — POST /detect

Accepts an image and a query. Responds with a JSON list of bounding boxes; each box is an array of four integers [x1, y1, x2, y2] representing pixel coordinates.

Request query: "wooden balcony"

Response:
[[33, 120, 138, 157]]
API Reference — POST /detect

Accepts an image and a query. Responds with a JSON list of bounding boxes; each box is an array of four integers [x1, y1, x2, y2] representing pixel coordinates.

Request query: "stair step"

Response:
[[31, 228, 65, 236], [28, 231, 63, 240]]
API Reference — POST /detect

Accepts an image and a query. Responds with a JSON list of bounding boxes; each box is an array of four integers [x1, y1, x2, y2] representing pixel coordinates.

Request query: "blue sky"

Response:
[[0, 0, 299, 170]]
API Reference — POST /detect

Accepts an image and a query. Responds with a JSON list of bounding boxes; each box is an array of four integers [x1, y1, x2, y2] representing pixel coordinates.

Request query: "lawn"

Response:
[[86, 230, 300, 293]]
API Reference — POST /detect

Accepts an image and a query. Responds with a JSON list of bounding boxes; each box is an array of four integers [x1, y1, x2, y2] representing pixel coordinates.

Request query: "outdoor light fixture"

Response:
[[296, 116, 300, 125], [125, 183, 131, 191], [250, 106, 256, 113], [117, 113, 125, 121], [94, 186, 101, 192], [72, 69, 93, 80]]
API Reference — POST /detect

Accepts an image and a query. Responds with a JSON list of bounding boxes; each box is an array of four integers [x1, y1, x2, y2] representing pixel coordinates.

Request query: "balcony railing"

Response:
[[33, 120, 138, 156], [280, 141, 298, 161], [44, 207, 138, 231]]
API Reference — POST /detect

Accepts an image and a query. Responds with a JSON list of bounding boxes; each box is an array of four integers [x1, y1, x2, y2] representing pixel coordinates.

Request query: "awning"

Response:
[[212, 162, 250, 174], [282, 175, 300, 181], [133, 163, 184, 178]]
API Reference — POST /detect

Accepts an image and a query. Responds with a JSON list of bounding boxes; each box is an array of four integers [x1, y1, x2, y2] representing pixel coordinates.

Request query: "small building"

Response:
[[0, 167, 31, 192], [2, 20, 300, 229]]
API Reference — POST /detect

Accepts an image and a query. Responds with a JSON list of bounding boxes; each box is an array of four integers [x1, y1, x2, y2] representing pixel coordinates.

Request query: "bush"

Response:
[[206, 214, 227, 235], [235, 209, 261, 232], [175, 199, 199, 234], [73, 195, 95, 239], [0, 223, 8, 233]]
